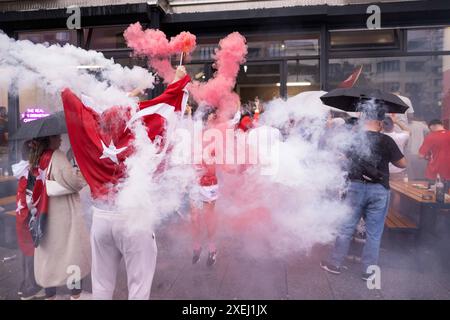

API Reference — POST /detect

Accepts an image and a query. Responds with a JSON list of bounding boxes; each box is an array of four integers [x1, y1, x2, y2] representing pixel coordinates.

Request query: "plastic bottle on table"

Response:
[[435, 174, 445, 203]]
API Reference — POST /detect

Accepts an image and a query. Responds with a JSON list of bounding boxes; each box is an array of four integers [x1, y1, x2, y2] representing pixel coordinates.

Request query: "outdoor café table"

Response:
[[390, 180, 450, 239]]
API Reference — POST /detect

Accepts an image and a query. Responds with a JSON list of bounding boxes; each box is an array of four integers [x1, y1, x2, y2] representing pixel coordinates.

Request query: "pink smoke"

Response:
[[189, 32, 248, 121], [124, 23, 196, 83]]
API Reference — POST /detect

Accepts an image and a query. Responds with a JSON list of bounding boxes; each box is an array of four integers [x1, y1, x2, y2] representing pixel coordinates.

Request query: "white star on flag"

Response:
[[36, 168, 47, 182], [100, 140, 127, 165], [16, 200, 25, 214]]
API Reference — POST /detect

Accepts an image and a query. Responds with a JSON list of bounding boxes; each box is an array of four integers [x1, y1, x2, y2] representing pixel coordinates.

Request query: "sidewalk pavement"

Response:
[[1, 218, 450, 300]]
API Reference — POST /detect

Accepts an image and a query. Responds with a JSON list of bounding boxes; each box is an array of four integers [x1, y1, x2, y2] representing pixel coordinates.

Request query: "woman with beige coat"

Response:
[[31, 135, 91, 300]]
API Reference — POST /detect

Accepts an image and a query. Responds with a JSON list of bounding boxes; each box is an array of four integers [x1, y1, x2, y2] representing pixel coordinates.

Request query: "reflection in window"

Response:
[[330, 30, 398, 49], [328, 56, 449, 122], [287, 59, 320, 96], [85, 26, 128, 50], [19, 30, 77, 46], [405, 61, 425, 72], [114, 56, 147, 68], [376, 60, 400, 72], [191, 33, 319, 61], [18, 82, 60, 123], [237, 63, 280, 104], [407, 27, 450, 52], [185, 64, 209, 82]]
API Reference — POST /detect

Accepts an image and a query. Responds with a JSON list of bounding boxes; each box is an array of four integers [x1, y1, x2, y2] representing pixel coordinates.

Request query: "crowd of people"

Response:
[[8, 65, 450, 299]]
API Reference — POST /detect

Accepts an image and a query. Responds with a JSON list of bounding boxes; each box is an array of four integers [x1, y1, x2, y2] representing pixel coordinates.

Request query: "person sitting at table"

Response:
[[419, 119, 450, 181], [320, 105, 407, 281]]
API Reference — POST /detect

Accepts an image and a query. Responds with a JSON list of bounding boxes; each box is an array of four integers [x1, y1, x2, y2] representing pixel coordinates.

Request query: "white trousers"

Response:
[[91, 207, 158, 300]]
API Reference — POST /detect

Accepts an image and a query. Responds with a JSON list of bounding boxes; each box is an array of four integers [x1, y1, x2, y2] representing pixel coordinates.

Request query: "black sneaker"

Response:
[[361, 271, 376, 281], [206, 251, 217, 267], [20, 288, 45, 300], [192, 248, 202, 264], [320, 261, 341, 275]]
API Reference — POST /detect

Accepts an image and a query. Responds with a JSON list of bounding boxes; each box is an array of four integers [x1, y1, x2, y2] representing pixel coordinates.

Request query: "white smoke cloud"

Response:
[[1, 29, 374, 257], [0, 31, 154, 111], [208, 91, 354, 256], [115, 117, 196, 231]]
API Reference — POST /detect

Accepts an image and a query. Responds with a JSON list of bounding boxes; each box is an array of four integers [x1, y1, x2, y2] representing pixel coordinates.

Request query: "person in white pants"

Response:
[[90, 206, 157, 300]]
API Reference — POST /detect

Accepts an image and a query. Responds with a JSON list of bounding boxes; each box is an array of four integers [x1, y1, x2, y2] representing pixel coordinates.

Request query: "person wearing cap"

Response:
[[321, 105, 407, 281]]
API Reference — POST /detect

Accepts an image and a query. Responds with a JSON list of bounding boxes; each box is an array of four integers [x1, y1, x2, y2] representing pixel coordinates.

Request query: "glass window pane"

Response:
[[287, 59, 320, 96], [86, 26, 128, 50], [407, 27, 450, 52], [184, 64, 208, 82], [328, 56, 450, 123], [330, 30, 397, 50], [237, 63, 280, 104], [191, 33, 319, 61], [19, 82, 60, 121], [19, 30, 77, 46], [114, 56, 147, 68]]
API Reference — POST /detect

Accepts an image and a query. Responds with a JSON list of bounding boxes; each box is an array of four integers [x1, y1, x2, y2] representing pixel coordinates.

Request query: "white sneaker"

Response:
[[70, 292, 92, 300]]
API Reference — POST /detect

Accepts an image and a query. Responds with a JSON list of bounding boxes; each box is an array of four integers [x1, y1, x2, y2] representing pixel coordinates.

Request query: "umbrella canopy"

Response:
[[10, 111, 67, 141], [320, 87, 410, 114]]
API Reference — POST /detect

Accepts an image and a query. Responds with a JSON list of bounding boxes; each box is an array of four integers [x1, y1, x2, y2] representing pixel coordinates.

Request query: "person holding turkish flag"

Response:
[[61, 66, 190, 300], [11, 142, 44, 300]]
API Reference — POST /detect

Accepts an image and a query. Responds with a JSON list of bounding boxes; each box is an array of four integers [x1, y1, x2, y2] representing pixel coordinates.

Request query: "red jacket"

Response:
[[419, 130, 450, 180]]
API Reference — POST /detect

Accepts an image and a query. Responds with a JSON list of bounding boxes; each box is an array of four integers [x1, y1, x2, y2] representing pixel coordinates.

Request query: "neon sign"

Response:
[[20, 108, 50, 123]]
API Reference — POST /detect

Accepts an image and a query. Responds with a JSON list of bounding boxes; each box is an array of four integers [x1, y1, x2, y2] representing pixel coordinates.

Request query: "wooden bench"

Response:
[[385, 209, 418, 231], [384, 209, 419, 247]]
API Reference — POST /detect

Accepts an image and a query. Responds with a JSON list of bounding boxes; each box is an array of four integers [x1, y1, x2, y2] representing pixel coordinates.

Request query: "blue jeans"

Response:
[[329, 182, 390, 271]]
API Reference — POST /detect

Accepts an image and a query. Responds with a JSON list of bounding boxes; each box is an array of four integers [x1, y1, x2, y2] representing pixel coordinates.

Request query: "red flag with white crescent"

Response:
[[61, 75, 190, 199]]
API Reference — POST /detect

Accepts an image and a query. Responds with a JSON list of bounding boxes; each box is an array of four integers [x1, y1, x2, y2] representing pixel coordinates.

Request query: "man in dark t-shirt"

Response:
[[347, 131, 405, 189], [321, 107, 407, 281]]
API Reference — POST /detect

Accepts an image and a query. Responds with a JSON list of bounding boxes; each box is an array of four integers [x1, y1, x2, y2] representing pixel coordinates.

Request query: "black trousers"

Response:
[[20, 253, 41, 295]]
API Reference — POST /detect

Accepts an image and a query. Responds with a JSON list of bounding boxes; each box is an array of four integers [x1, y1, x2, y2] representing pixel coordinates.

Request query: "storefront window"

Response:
[[330, 29, 398, 50], [246, 33, 319, 59], [114, 56, 147, 68], [18, 83, 60, 122], [287, 59, 320, 96], [85, 26, 128, 50], [184, 64, 209, 82], [407, 27, 450, 52], [18, 30, 77, 45], [191, 33, 319, 61], [236, 62, 281, 104], [328, 55, 450, 122]]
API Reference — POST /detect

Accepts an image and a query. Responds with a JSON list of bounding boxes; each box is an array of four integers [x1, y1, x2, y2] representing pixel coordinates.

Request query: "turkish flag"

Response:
[[61, 75, 190, 199], [338, 65, 363, 89], [15, 176, 34, 256]]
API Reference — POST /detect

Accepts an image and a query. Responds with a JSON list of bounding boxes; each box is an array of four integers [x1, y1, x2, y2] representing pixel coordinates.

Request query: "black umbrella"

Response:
[[10, 111, 67, 141], [320, 87, 410, 114]]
